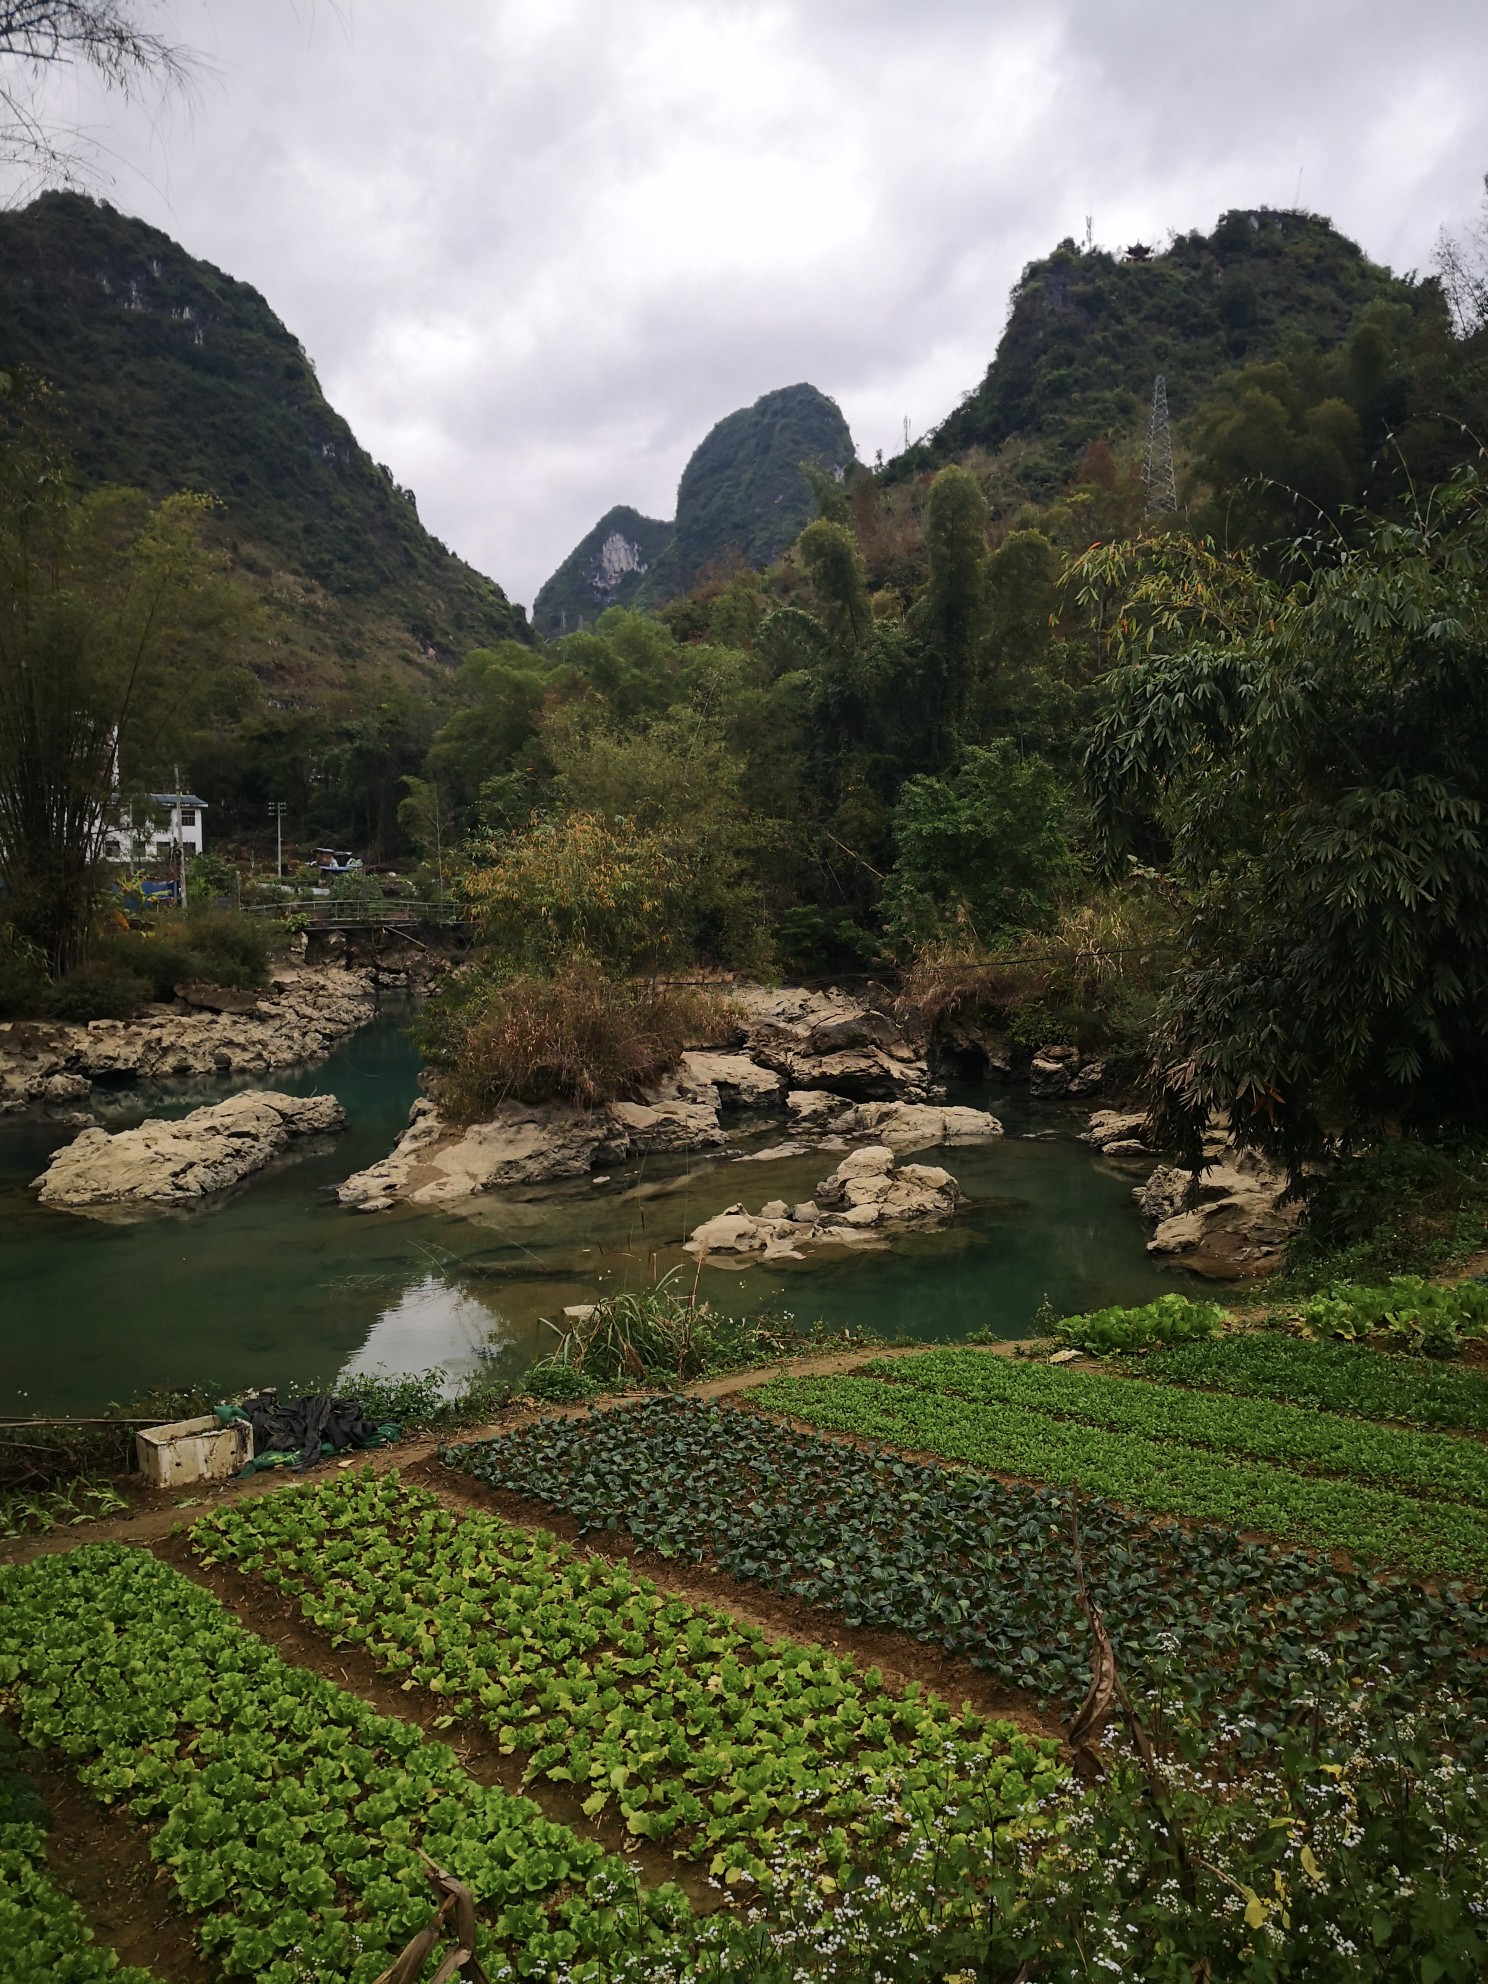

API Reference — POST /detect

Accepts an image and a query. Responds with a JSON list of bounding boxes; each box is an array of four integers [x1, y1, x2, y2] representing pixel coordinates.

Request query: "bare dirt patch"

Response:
[[19, 1743, 217, 1983]]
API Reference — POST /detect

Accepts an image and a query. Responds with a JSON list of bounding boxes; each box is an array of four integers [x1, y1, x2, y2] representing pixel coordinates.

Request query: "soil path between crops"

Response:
[[14, 1737, 219, 1983], [0, 1339, 1032, 1567]]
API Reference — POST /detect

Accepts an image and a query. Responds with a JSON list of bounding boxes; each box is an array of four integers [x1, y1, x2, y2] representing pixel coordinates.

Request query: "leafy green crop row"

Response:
[[442, 1400, 1488, 1754], [1136, 1330, 1488, 1432], [762, 1371, 1488, 1578], [861, 1348, 1488, 1508], [1055, 1293, 1226, 1353], [0, 1545, 691, 1983], [1298, 1274, 1488, 1356], [0, 1724, 156, 1984], [190, 1470, 1060, 1886]]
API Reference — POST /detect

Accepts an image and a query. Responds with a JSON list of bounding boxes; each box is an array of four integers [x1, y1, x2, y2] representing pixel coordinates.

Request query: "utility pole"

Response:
[[1142, 373, 1178, 516], [175, 765, 188, 919], [267, 801, 285, 880]]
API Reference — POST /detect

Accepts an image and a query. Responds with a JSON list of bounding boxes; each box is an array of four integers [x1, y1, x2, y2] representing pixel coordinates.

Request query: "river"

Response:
[[0, 1007, 1192, 1413]]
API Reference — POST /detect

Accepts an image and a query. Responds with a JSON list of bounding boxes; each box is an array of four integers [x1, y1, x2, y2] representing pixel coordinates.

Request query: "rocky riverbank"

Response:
[[0, 965, 376, 1119], [33, 1090, 345, 1215], [338, 983, 1005, 1212], [1083, 1109, 1298, 1277]]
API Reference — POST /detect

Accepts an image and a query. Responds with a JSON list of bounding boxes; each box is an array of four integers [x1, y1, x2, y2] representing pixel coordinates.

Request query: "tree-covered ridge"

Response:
[[895, 207, 1420, 497], [534, 383, 854, 632], [0, 192, 528, 700], [650, 382, 855, 599], [532, 504, 672, 636]]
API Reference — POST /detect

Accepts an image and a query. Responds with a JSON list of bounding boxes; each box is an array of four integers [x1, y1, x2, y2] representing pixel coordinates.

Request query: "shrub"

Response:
[[1290, 1135, 1488, 1284], [881, 741, 1076, 954], [522, 1362, 601, 1402], [417, 965, 739, 1121], [0, 923, 55, 1019], [460, 810, 694, 974], [45, 958, 151, 1020], [1056, 1292, 1228, 1354], [1299, 1275, 1488, 1358]]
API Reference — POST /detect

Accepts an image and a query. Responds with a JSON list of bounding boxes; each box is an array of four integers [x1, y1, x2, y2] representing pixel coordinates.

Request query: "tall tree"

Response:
[[907, 465, 990, 766], [0, 433, 248, 969], [1079, 474, 1488, 1169]]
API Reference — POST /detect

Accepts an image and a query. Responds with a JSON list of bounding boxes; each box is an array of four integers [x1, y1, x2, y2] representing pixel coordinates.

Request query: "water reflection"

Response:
[[337, 1274, 516, 1392], [1, 1010, 1193, 1413]]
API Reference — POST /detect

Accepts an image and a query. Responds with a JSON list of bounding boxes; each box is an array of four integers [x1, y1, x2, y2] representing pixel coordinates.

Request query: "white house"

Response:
[[104, 793, 208, 866]]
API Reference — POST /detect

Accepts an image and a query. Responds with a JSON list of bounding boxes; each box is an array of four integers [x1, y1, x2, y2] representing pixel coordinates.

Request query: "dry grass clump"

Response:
[[422, 967, 741, 1124]]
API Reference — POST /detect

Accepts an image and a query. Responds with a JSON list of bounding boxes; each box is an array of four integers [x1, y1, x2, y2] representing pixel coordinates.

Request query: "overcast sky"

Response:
[[16, 0, 1488, 608]]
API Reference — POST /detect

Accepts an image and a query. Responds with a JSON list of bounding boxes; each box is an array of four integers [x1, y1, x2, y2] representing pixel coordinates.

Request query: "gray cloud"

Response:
[[14, 0, 1488, 607]]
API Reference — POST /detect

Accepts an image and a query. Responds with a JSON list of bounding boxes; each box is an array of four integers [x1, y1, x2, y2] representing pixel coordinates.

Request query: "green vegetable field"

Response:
[[5, 1330, 1487, 1981], [750, 1355, 1488, 1575], [1135, 1329, 1488, 1431], [0, 1546, 690, 1982], [443, 1396, 1488, 1733], [189, 1472, 1060, 1886]]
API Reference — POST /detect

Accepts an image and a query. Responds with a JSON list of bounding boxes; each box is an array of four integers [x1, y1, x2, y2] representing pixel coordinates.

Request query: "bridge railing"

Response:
[[241, 898, 476, 928]]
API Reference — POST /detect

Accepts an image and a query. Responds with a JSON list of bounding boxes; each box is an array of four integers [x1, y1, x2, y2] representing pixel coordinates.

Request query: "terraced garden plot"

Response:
[[1132, 1330, 1488, 1432], [0, 1545, 691, 1983], [755, 1364, 1488, 1577], [189, 1471, 1061, 1888], [443, 1398, 1488, 1752], [859, 1347, 1488, 1503]]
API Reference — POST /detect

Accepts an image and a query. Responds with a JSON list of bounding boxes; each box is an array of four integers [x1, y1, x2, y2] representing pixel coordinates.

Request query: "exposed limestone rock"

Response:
[[1136, 1163, 1190, 1223], [676, 1051, 783, 1109], [0, 966, 374, 1115], [606, 1095, 728, 1155], [683, 1143, 961, 1264], [338, 1082, 729, 1212], [731, 983, 932, 1100], [783, 1091, 1001, 1148], [337, 1097, 618, 1210], [846, 1100, 1002, 1148], [1084, 1109, 1153, 1158], [1137, 1147, 1300, 1279], [1028, 1044, 1080, 1097], [33, 1090, 344, 1213]]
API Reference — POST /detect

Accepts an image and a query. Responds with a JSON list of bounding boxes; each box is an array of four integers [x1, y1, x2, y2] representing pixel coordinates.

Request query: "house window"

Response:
[[179, 810, 196, 826], [155, 841, 173, 856]]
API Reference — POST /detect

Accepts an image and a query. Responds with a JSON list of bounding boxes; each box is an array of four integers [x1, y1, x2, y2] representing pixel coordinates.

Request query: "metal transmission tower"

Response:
[[1142, 372, 1178, 515]]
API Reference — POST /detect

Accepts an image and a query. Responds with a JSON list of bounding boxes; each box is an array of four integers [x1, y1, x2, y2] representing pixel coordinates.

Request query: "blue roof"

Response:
[[148, 793, 208, 808]]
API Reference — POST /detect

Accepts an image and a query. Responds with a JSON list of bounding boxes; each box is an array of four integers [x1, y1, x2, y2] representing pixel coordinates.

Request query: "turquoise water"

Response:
[[0, 1010, 1190, 1413]]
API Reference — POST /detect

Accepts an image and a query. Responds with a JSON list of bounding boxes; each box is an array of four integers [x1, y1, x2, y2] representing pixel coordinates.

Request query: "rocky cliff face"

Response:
[[531, 504, 673, 635], [532, 383, 855, 633]]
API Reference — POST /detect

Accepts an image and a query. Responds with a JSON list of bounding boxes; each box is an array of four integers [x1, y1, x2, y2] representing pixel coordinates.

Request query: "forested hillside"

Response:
[[892, 207, 1422, 498], [0, 193, 528, 704], [533, 382, 854, 633]]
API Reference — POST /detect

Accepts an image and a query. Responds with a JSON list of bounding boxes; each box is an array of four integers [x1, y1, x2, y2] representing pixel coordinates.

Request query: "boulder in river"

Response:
[[33, 1090, 345, 1214], [1138, 1147, 1300, 1278], [683, 1143, 961, 1264]]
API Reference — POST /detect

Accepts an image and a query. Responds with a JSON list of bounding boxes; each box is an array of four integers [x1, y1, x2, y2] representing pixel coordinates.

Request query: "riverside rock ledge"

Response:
[[0, 964, 375, 1116], [33, 1090, 345, 1213]]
